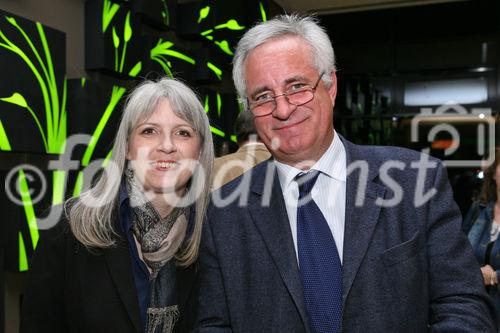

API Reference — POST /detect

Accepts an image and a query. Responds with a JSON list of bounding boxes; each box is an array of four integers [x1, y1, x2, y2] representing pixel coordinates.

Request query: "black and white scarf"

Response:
[[125, 168, 189, 333]]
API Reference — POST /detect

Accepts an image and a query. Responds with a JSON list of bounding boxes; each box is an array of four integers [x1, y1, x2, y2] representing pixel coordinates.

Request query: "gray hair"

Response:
[[232, 14, 336, 110], [67, 77, 214, 267]]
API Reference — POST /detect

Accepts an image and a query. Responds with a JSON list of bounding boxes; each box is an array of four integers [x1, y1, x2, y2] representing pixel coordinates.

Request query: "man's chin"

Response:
[[273, 150, 317, 167]]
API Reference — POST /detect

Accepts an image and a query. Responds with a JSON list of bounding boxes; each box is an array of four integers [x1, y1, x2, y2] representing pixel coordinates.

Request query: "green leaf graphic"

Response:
[[123, 11, 132, 43], [0, 119, 11, 150], [214, 40, 233, 55], [0, 92, 28, 108], [112, 26, 120, 48], [207, 62, 222, 80], [260, 2, 267, 22], [102, 0, 120, 33], [128, 61, 142, 77], [215, 19, 244, 30], [198, 6, 210, 23]]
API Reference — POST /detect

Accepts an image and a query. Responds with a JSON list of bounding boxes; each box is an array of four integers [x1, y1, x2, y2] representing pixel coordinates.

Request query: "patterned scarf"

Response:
[[125, 168, 189, 333]]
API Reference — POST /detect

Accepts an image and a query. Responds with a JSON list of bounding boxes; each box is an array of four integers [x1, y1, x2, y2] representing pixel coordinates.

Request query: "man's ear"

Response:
[[328, 71, 338, 103], [328, 71, 337, 102]]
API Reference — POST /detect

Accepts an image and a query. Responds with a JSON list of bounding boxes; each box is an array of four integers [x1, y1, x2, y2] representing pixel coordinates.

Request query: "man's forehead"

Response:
[[251, 34, 307, 50]]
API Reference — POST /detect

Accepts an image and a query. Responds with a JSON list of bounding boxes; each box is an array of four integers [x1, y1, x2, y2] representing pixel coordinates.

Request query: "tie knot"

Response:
[[295, 170, 320, 199]]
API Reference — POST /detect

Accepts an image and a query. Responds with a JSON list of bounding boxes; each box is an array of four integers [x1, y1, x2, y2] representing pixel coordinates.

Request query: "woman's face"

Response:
[[494, 161, 500, 192], [127, 99, 201, 195]]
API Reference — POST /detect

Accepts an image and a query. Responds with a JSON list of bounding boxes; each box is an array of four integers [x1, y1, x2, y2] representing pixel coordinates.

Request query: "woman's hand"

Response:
[[480, 265, 498, 286]]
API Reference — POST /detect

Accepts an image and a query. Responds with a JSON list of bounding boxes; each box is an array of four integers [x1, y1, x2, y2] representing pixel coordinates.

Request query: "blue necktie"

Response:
[[296, 171, 342, 333]]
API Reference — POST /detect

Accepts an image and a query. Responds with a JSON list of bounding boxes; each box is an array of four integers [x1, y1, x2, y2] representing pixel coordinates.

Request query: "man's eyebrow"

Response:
[[250, 86, 271, 99], [249, 75, 310, 99], [284, 75, 309, 85]]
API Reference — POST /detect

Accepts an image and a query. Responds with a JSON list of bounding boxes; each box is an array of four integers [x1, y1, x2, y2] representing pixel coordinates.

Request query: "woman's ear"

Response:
[[126, 144, 132, 160]]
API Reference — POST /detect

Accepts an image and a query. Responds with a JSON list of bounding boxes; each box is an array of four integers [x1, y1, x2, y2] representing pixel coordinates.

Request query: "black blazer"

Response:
[[20, 217, 197, 333]]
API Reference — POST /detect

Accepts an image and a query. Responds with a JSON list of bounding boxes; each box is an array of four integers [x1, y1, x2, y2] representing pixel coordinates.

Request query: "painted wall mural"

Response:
[[0, 0, 277, 272]]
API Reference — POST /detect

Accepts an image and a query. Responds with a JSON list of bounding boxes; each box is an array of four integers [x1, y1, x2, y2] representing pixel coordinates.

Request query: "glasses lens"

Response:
[[287, 89, 314, 106], [251, 101, 274, 116]]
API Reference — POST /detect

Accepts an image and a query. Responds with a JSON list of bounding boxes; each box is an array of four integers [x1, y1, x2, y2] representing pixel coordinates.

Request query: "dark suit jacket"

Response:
[[20, 216, 197, 333], [196, 138, 496, 332]]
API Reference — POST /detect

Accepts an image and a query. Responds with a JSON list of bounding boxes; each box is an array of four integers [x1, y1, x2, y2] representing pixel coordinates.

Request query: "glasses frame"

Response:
[[247, 72, 325, 117]]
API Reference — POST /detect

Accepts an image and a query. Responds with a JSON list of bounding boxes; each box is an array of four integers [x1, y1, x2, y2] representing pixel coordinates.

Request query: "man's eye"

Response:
[[289, 83, 307, 91], [254, 93, 273, 102]]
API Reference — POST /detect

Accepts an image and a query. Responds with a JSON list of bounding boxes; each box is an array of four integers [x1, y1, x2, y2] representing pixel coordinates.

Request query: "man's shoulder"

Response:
[[343, 139, 438, 165]]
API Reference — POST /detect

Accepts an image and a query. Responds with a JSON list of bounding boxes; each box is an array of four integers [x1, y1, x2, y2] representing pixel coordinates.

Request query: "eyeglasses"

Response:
[[248, 72, 325, 117]]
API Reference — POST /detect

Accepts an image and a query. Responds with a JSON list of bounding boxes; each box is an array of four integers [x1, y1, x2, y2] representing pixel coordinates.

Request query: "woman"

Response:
[[20, 77, 214, 333], [465, 148, 500, 316]]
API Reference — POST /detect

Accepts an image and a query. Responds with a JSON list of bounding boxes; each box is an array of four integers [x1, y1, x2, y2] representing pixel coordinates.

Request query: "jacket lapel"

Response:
[[247, 161, 311, 332], [341, 139, 385, 307], [244, 139, 386, 325], [104, 240, 143, 332]]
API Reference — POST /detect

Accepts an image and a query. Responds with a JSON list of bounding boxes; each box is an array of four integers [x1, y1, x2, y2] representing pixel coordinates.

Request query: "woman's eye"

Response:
[[176, 129, 192, 137], [141, 127, 156, 135]]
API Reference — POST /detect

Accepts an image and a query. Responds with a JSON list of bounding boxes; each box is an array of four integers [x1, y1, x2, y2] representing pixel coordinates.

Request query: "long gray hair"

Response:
[[232, 14, 336, 110], [67, 77, 214, 266]]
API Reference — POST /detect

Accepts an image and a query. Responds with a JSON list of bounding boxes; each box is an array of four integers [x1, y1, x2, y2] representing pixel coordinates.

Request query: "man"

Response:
[[196, 15, 496, 332], [212, 111, 271, 190]]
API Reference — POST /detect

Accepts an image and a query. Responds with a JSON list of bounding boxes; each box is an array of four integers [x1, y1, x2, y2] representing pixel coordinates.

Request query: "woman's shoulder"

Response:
[[34, 206, 77, 254], [463, 200, 491, 234], [38, 204, 70, 235]]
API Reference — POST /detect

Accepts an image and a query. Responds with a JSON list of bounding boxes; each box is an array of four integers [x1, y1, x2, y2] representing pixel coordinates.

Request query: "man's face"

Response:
[[244, 35, 337, 168]]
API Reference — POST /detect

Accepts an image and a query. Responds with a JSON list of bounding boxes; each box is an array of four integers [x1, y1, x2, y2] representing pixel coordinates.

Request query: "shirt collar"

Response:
[[275, 130, 346, 189], [242, 141, 266, 148]]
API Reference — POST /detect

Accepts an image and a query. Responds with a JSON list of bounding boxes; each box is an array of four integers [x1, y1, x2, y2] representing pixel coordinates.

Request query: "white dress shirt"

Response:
[[275, 131, 346, 263]]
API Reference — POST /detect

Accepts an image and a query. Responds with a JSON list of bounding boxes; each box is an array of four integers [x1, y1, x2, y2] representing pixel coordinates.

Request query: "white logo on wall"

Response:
[[411, 102, 496, 167]]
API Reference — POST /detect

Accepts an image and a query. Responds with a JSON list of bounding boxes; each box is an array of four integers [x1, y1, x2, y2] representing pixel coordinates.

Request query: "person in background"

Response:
[[212, 110, 271, 190], [465, 148, 500, 322], [20, 77, 214, 333], [195, 14, 496, 332]]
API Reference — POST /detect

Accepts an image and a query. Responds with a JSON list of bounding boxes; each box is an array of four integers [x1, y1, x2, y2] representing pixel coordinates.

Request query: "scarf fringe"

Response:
[[147, 305, 180, 333]]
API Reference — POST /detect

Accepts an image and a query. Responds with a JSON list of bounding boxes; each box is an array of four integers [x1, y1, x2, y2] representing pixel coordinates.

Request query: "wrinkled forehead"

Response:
[[243, 35, 316, 83], [245, 34, 313, 64]]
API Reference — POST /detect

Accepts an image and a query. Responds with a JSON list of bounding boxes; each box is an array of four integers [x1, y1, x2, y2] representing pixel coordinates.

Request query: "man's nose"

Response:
[[272, 94, 296, 119]]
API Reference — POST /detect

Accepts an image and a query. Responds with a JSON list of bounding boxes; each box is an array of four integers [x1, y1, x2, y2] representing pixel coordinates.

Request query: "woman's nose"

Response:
[[157, 134, 177, 153]]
